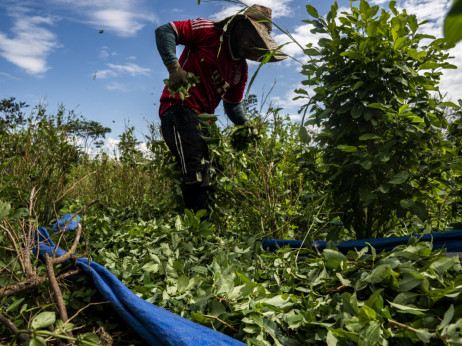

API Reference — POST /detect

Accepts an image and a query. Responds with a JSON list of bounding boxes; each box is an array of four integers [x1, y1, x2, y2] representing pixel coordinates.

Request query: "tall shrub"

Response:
[[298, 0, 458, 238]]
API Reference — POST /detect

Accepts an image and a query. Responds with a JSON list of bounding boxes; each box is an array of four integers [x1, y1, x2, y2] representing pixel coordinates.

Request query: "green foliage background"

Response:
[[1, 0, 462, 345]]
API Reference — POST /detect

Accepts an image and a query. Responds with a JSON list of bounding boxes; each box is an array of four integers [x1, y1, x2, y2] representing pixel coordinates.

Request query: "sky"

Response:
[[0, 0, 460, 152]]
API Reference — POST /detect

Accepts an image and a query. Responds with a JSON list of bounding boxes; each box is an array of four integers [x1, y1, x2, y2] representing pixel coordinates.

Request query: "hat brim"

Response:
[[214, 14, 287, 62]]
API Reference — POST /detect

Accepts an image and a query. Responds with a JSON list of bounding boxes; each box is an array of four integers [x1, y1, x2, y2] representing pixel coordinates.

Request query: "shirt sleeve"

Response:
[[169, 18, 215, 47], [223, 63, 248, 103]]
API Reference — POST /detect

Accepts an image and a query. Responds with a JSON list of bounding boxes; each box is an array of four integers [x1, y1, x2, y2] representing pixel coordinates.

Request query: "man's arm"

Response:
[[155, 23, 188, 89], [223, 101, 249, 125], [155, 23, 178, 66]]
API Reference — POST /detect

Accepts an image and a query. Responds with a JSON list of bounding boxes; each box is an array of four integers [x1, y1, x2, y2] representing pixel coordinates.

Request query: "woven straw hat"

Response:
[[214, 4, 287, 62]]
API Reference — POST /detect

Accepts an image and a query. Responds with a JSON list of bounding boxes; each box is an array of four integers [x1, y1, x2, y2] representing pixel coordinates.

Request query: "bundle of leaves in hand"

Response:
[[163, 73, 200, 101], [230, 123, 262, 151]]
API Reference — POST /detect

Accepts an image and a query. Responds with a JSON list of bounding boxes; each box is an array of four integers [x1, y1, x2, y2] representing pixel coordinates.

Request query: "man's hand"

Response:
[[167, 62, 188, 90], [230, 122, 262, 151]]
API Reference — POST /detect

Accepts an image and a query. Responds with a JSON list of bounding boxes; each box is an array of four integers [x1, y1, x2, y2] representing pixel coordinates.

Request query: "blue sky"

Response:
[[0, 0, 460, 151]]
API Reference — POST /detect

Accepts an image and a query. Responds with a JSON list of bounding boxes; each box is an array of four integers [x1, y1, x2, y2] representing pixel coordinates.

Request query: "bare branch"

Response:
[[0, 268, 81, 298], [45, 254, 72, 338], [0, 312, 30, 342], [54, 171, 96, 204], [203, 314, 238, 332], [52, 224, 82, 265]]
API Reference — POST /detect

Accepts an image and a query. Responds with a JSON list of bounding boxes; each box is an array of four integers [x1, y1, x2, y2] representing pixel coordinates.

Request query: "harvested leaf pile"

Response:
[[87, 212, 462, 345]]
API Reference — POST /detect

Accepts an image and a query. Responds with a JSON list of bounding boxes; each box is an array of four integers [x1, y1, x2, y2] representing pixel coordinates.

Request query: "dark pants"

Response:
[[160, 104, 210, 213]]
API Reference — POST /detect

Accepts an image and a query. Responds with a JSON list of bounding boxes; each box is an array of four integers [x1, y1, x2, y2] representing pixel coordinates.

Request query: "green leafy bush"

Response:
[[298, 0, 459, 238]]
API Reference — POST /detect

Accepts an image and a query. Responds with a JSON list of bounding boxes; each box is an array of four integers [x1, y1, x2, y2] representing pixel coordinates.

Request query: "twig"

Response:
[[54, 171, 96, 203], [387, 319, 420, 333], [1, 221, 26, 275], [45, 254, 72, 338], [203, 315, 238, 332], [75, 199, 100, 215], [24, 187, 40, 279], [328, 285, 351, 294], [53, 224, 82, 265], [0, 312, 30, 342], [59, 302, 109, 332], [0, 268, 81, 298]]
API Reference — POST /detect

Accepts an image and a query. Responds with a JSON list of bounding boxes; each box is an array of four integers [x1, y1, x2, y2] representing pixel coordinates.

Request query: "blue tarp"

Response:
[[261, 229, 462, 253], [35, 214, 244, 346], [35, 214, 462, 345]]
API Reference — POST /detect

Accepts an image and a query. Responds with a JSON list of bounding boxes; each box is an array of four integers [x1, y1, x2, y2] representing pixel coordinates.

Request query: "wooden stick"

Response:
[[0, 269, 81, 298], [0, 312, 30, 342], [52, 224, 82, 265], [45, 254, 72, 338], [203, 315, 238, 332]]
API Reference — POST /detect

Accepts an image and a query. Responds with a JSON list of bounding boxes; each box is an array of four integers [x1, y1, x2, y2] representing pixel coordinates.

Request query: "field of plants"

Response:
[[1, 0, 462, 345]]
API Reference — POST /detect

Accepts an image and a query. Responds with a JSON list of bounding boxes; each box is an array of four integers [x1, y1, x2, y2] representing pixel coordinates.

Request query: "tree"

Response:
[[0, 97, 29, 129], [298, 0, 457, 238], [66, 119, 111, 149]]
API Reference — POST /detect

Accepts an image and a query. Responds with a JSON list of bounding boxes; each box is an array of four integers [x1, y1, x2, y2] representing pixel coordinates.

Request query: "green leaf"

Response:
[[429, 257, 455, 275], [306, 5, 319, 18], [299, 126, 311, 144], [359, 133, 380, 140], [387, 301, 428, 315], [389, 1, 398, 15], [398, 104, 410, 115], [400, 199, 415, 208], [80, 333, 100, 345], [444, 0, 462, 44], [441, 101, 460, 108], [415, 329, 433, 343], [209, 299, 226, 317], [352, 81, 364, 91], [324, 249, 347, 269], [216, 265, 236, 295], [364, 264, 392, 284], [398, 273, 424, 291], [6, 298, 25, 312], [337, 145, 358, 152], [388, 171, 409, 184], [31, 311, 56, 329], [177, 276, 190, 293], [366, 289, 384, 308], [0, 201, 11, 221], [358, 321, 381, 346], [438, 304, 454, 331], [420, 61, 441, 70], [29, 337, 47, 346], [394, 37, 408, 50], [198, 113, 217, 122], [360, 160, 372, 170]]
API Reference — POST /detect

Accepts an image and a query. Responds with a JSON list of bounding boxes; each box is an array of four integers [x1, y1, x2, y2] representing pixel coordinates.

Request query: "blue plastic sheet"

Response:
[[261, 229, 462, 253], [34, 215, 244, 346]]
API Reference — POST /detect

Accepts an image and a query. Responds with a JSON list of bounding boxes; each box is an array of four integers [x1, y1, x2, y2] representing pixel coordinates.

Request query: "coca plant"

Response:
[[297, 0, 459, 238]]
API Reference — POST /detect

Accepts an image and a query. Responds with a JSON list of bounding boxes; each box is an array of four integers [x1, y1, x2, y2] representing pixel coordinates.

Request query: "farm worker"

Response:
[[155, 4, 286, 213]]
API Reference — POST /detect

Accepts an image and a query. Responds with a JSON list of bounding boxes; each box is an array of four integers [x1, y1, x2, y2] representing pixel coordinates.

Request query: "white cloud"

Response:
[[106, 81, 128, 92], [95, 62, 150, 79], [99, 46, 118, 59], [99, 137, 121, 158], [0, 13, 59, 75], [47, 0, 157, 37], [273, 24, 329, 61], [92, 9, 145, 37], [210, 0, 293, 21], [397, 0, 459, 101], [96, 136, 150, 159], [0, 72, 19, 80], [270, 82, 313, 120]]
